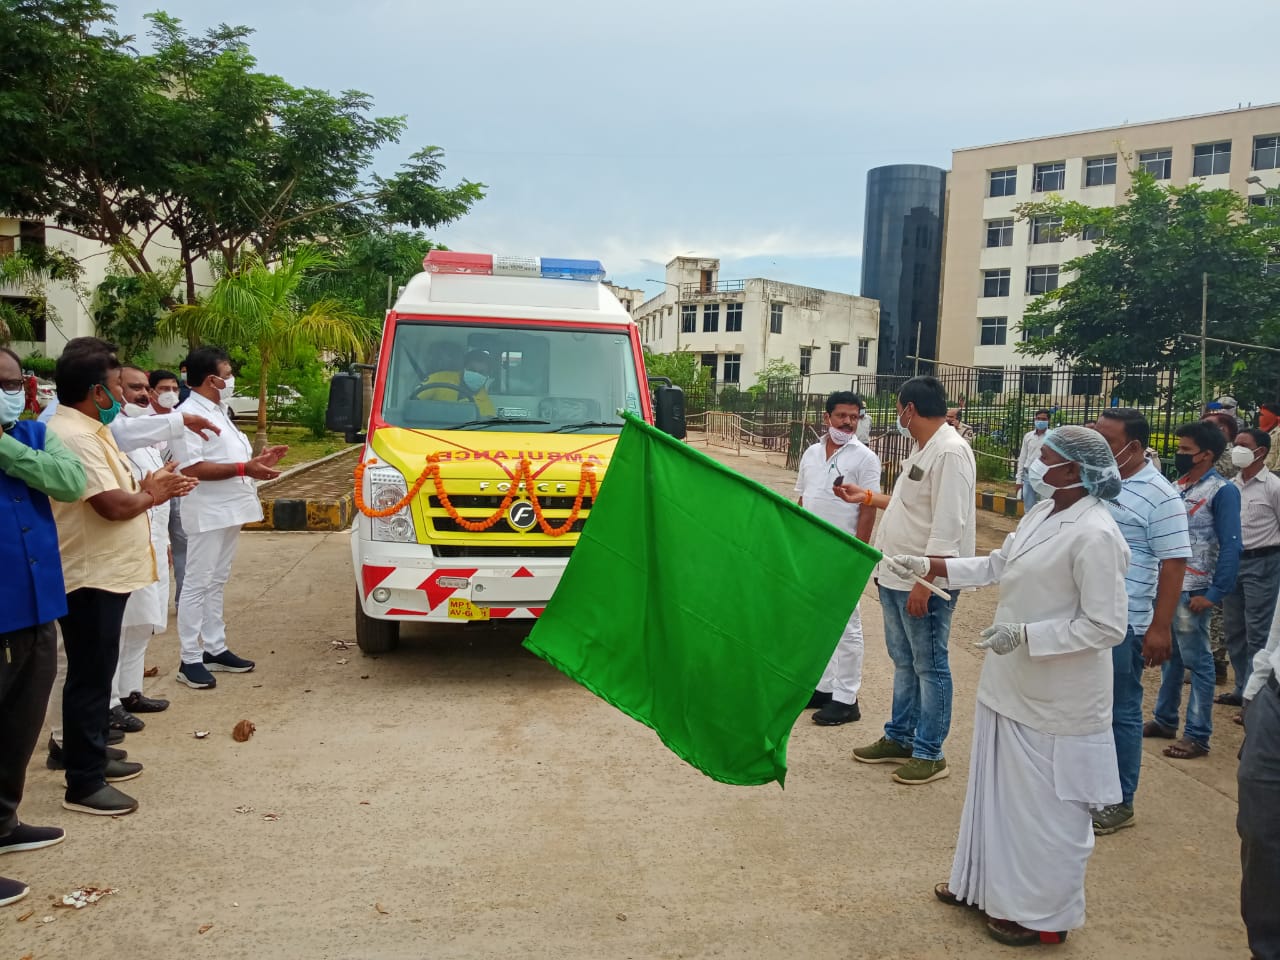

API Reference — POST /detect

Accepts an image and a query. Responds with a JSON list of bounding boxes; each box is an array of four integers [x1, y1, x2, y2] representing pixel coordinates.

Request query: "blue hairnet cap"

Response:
[[1043, 425, 1122, 500]]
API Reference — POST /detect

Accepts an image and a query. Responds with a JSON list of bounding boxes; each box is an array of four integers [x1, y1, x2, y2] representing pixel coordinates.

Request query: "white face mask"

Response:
[[1231, 445, 1259, 469], [121, 401, 152, 418], [895, 407, 914, 439], [828, 425, 853, 445], [1028, 458, 1083, 499], [217, 375, 235, 406], [155, 389, 180, 410]]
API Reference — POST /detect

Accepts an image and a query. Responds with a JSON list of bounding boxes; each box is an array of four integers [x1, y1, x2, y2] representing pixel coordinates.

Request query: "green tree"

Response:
[[643, 350, 712, 402], [1016, 171, 1280, 400], [159, 246, 376, 450], [748, 357, 800, 399], [303, 230, 440, 331]]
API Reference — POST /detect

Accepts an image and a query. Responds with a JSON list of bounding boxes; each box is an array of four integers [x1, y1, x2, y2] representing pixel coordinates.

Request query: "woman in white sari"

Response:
[[888, 425, 1130, 947]]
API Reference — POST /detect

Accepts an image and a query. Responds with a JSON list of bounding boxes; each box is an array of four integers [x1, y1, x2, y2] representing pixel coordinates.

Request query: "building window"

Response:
[[976, 367, 1004, 395], [0, 236, 13, 257], [1026, 265, 1059, 295], [769, 302, 783, 334], [0, 296, 47, 343], [1193, 141, 1231, 177], [700, 353, 717, 379], [681, 304, 696, 334], [982, 269, 1011, 298], [979, 316, 1008, 346], [856, 338, 870, 367], [702, 303, 719, 333], [725, 301, 743, 332], [1139, 149, 1172, 180], [1084, 156, 1117, 187], [1253, 135, 1280, 171], [799, 346, 813, 376], [1020, 322, 1055, 342], [1021, 366, 1053, 394], [723, 353, 741, 383], [829, 343, 842, 372], [1070, 369, 1103, 396], [1082, 224, 1106, 242], [986, 218, 1014, 247], [1033, 162, 1066, 192], [1031, 215, 1063, 244], [989, 168, 1017, 197]]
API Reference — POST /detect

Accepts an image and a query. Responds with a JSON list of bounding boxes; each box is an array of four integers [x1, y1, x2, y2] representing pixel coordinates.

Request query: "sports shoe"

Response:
[[806, 690, 833, 710], [109, 704, 145, 733], [204, 650, 255, 673], [47, 737, 126, 770], [177, 662, 217, 689], [1092, 803, 1135, 835], [62, 784, 138, 816], [892, 757, 950, 785], [852, 736, 913, 764], [122, 691, 169, 713], [105, 759, 143, 783], [813, 700, 861, 725], [0, 876, 29, 907], [0, 824, 65, 855]]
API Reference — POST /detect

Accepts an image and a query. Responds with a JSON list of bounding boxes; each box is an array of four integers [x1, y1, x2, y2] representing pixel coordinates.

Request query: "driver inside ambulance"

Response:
[[416, 344, 496, 417]]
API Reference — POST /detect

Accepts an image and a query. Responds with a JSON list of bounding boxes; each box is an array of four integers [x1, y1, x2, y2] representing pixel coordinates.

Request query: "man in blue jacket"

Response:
[[0, 347, 86, 908]]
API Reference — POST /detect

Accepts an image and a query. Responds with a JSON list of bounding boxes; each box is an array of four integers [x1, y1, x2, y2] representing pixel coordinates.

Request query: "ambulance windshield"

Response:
[[380, 321, 641, 432]]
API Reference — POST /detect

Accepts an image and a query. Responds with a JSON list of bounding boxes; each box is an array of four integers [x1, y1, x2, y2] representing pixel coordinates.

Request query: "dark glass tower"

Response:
[[860, 165, 947, 375]]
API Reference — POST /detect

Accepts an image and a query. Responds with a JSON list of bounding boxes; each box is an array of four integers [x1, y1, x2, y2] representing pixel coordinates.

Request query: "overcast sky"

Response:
[[112, 0, 1280, 302]]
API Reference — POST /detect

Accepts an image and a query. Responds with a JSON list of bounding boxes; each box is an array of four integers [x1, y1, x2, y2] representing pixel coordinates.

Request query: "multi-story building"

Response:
[[938, 103, 1280, 381], [603, 282, 645, 315], [633, 256, 879, 393]]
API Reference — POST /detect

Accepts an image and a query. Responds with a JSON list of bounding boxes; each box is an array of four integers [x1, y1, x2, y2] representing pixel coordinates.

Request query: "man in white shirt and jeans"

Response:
[[795, 391, 881, 725], [837, 376, 976, 785], [175, 347, 287, 690]]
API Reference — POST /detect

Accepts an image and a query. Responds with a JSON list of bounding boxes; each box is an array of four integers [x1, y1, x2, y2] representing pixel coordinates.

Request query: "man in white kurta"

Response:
[[896, 426, 1130, 945], [794, 392, 881, 724]]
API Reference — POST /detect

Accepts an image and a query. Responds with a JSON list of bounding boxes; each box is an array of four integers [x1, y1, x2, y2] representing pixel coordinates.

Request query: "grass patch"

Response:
[[247, 425, 352, 469]]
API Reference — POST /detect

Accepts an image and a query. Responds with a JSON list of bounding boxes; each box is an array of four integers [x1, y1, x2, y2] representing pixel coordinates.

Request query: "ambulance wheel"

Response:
[[354, 594, 400, 655]]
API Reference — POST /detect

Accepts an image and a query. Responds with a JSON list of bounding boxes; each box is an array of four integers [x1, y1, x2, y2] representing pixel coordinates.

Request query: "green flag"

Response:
[[524, 413, 881, 786]]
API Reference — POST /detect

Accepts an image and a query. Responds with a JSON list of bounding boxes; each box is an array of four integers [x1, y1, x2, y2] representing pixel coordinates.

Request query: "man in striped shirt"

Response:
[[1090, 409, 1191, 834]]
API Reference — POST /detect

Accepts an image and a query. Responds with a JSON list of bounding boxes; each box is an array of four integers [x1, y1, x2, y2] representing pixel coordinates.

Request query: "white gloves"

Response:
[[975, 623, 1026, 656], [887, 555, 930, 579]]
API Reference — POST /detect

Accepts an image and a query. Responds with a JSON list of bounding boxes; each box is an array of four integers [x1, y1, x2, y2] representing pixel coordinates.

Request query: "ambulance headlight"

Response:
[[367, 467, 417, 543]]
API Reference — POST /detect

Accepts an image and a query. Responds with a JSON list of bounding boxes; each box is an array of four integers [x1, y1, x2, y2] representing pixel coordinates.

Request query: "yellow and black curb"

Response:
[[244, 446, 359, 533], [977, 489, 1025, 519]]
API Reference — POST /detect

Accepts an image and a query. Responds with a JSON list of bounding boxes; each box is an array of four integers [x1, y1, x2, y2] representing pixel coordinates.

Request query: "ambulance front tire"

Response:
[[354, 594, 400, 654]]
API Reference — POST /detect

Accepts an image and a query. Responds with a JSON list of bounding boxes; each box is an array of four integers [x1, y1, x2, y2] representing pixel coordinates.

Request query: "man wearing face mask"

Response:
[[836, 376, 976, 785], [417, 345, 497, 417], [1219, 430, 1280, 708], [795, 391, 880, 725], [47, 346, 195, 815], [1260, 402, 1280, 472], [1016, 410, 1052, 512], [175, 347, 287, 690], [149, 370, 189, 607], [1089, 409, 1191, 834], [1145, 421, 1241, 760]]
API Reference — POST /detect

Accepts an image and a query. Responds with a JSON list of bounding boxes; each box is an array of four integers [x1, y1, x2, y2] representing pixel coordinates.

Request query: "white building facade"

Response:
[[634, 256, 879, 394]]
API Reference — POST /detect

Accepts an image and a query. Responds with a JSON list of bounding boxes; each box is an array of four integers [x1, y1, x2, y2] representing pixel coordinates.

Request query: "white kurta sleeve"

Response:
[[942, 533, 1014, 589], [1025, 525, 1129, 658], [109, 412, 184, 452]]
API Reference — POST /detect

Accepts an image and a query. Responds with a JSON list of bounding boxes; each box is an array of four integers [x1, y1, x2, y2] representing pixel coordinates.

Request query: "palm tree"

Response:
[[161, 245, 376, 451]]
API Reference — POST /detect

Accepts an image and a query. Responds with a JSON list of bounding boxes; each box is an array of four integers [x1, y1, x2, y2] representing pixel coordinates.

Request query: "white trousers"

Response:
[[177, 525, 240, 664], [816, 604, 863, 704], [948, 701, 1119, 932], [112, 623, 152, 706], [46, 624, 66, 745]]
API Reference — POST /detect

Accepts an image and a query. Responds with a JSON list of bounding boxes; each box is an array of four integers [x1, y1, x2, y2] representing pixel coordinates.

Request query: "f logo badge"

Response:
[[507, 501, 537, 531]]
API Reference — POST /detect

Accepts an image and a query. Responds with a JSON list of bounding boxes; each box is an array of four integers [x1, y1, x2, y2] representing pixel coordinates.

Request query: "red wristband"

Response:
[[236, 462, 246, 478]]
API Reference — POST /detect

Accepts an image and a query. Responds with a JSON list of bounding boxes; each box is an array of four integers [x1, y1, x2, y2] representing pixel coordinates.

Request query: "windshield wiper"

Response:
[[552, 420, 625, 433], [454, 417, 552, 430]]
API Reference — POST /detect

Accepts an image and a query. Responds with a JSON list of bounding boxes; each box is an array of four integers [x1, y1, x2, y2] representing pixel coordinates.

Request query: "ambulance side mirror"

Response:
[[326, 371, 365, 443], [653, 384, 686, 440]]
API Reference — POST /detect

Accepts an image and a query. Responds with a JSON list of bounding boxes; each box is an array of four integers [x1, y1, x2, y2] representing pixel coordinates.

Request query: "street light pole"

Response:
[[647, 279, 683, 352], [1200, 271, 1208, 413]]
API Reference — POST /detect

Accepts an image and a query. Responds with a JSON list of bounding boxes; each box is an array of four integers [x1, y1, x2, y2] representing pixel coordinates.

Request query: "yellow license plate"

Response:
[[447, 598, 489, 621]]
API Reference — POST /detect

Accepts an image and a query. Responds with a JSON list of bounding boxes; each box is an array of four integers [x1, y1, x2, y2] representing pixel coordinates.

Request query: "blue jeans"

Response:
[[1111, 626, 1145, 806], [879, 584, 958, 762], [1154, 591, 1215, 749], [1021, 481, 1039, 512]]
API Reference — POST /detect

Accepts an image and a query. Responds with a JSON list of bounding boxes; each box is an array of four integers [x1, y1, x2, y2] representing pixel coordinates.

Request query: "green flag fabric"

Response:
[[524, 413, 881, 786]]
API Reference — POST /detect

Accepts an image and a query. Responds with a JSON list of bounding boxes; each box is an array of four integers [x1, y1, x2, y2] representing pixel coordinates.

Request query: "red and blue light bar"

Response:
[[424, 251, 606, 283]]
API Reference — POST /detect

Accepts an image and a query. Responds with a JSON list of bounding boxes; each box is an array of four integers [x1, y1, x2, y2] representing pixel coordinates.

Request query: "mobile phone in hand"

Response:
[[833, 474, 844, 487]]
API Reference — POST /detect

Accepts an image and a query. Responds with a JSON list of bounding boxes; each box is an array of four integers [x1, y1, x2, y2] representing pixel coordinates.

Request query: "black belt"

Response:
[[1242, 544, 1280, 560]]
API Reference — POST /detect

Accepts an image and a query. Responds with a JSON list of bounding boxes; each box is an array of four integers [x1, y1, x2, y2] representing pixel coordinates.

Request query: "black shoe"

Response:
[[108, 705, 145, 733], [204, 649, 255, 673], [813, 699, 861, 725], [122, 691, 169, 713], [0, 823, 65, 855], [0, 876, 29, 907], [806, 690, 833, 710], [107, 728, 125, 745], [46, 737, 127, 771], [62, 784, 138, 817], [177, 662, 217, 689], [104, 759, 143, 783]]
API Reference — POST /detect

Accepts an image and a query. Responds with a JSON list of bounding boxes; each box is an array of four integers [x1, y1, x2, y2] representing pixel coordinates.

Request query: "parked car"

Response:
[[35, 379, 56, 410], [226, 386, 300, 421]]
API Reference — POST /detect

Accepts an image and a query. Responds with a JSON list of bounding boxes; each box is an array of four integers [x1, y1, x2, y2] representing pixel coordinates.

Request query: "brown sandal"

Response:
[[986, 917, 1068, 946], [934, 882, 977, 909], [1163, 738, 1209, 759], [1142, 720, 1176, 739]]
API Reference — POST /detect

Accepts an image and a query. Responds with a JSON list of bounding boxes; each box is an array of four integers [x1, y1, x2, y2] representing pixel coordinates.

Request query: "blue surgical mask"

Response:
[[94, 384, 121, 426], [1034, 419, 1049, 431], [0, 389, 25, 426], [462, 370, 488, 392], [895, 407, 914, 439]]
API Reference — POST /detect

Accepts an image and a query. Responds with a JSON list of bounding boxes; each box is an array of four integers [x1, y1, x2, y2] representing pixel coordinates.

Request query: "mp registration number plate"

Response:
[[447, 598, 490, 621]]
